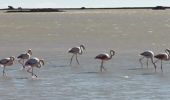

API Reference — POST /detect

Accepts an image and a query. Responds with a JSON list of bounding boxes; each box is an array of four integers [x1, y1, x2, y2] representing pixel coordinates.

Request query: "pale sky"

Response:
[[0, 0, 170, 8]]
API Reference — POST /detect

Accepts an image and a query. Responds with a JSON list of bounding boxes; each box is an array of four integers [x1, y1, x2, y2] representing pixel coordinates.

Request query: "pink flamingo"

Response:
[[139, 50, 156, 71], [25, 57, 44, 77], [154, 49, 170, 72], [17, 49, 32, 69], [68, 45, 85, 65], [95, 50, 115, 72], [0, 56, 15, 76]]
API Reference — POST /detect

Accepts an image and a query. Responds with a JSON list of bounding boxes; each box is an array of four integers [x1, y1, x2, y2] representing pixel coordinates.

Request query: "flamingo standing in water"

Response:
[[95, 50, 115, 72], [25, 57, 44, 78], [0, 56, 15, 76], [68, 45, 85, 65], [154, 49, 170, 72], [17, 49, 32, 69], [139, 50, 156, 71]]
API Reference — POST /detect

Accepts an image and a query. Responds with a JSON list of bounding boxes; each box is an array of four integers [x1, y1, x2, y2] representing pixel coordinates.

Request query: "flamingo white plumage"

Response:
[[139, 50, 156, 71], [68, 44, 85, 65], [0, 56, 15, 76], [154, 49, 170, 72], [95, 50, 115, 72], [25, 57, 44, 78], [17, 49, 32, 69]]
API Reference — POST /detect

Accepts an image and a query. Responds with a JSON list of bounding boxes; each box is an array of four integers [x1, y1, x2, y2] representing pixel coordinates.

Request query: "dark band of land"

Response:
[[1, 6, 170, 13]]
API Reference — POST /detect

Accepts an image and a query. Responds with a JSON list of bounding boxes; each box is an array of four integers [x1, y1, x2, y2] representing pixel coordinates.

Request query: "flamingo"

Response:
[[17, 49, 32, 69], [95, 50, 115, 72], [68, 44, 85, 65], [154, 49, 170, 72], [24, 57, 44, 77], [0, 56, 15, 76], [139, 50, 156, 71]]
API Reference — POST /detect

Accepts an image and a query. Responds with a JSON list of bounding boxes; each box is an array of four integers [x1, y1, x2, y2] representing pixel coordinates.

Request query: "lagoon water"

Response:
[[0, 9, 170, 99]]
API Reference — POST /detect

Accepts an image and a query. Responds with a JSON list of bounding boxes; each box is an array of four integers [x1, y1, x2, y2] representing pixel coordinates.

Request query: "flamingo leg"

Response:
[[102, 65, 106, 71], [18, 59, 25, 69], [100, 60, 106, 72], [139, 57, 144, 68], [27, 67, 37, 77], [70, 54, 74, 65], [32, 67, 37, 77], [154, 60, 159, 64], [2, 66, 6, 76], [146, 58, 149, 68], [18, 59, 23, 66], [151, 58, 157, 72], [100, 60, 103, 72], [31, 67, 33, 76], [161, 60, 163, 72], [22, 60, 25, 68], [76, 54, 80, 65]]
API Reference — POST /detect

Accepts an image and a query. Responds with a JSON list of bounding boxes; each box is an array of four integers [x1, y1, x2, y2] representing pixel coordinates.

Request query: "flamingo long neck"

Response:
[[10, 57, 15, 61], [109, 54, 113, 59], [28, 51, 32, 55], [37, 63, 41, 68], [36, 61, 42, 68], [165, 50, 170, 60], [151, 57, 155, 64], [79, 50, 83, 55], [108, 53, 113, 60], [79, 46, 83, 55], [40, 60, 44, 65], [109, 50, 115, 60]]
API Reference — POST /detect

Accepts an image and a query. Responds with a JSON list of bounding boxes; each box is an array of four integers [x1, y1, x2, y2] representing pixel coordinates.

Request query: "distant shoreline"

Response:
[[0, 6, 169, 13]]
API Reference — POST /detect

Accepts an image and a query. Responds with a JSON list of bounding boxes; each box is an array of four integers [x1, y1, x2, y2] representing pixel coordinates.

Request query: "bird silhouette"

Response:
[[139, 50, 156, 71], [154, 49, 170, 72], [95, 50, 115, 72], [68, 44, 85, 65], [0, 56, 15, 76], [25, 57, 44, 78], [17, 49, 32, 69]]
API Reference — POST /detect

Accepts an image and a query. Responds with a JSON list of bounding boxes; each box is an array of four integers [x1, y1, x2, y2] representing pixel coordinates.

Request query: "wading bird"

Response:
[[25, 57, 44, 78], [154, 49, 170, 72], [68, 45, 85, 65], [17, 49, 32, 69], [95, 50, 115, 72], [139, 50, 156, 71], [0, 56, 15, 76]]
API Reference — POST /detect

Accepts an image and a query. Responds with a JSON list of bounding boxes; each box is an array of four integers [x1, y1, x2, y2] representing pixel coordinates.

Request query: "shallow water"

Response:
[[0, 9, 170, 99]]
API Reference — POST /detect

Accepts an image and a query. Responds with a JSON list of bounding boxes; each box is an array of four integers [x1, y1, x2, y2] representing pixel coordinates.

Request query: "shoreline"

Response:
[[0, 6, 169, 13]]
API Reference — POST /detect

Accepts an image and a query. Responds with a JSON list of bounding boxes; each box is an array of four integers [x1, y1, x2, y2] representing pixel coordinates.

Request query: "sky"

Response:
[[0, 0, 170, 8]]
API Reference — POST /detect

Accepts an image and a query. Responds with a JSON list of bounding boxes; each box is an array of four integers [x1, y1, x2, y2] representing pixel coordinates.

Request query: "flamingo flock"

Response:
[[68, 46, 170, 72], [0, 49, 44, 78], [0, 46, 169, 78], [139, 49, 170, 72]]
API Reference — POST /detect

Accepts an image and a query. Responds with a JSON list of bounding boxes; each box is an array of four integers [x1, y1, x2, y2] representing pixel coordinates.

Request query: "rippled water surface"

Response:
[[0, 9, 170, 100]]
